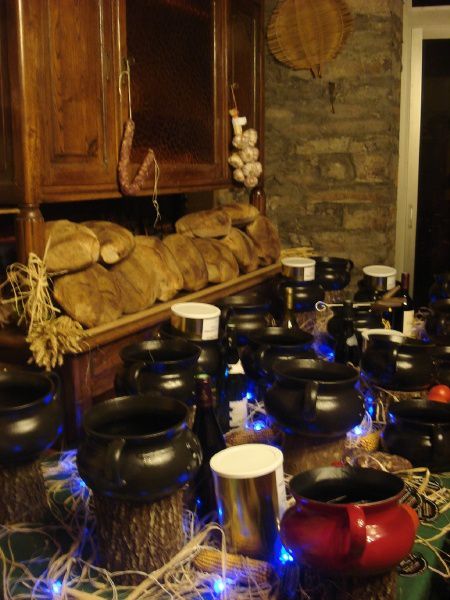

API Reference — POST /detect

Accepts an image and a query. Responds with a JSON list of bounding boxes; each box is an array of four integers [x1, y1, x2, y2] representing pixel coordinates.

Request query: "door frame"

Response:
[[395, 2, 450, 291]]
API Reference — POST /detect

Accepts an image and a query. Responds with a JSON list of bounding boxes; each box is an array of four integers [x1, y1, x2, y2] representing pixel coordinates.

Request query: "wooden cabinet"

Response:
[[0, 0, 264, 259]]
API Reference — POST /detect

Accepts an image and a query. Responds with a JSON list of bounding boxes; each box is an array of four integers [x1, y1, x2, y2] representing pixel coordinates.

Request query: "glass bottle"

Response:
[[392, 272, 415, 336], [333, 300, 360, 366], [220, 326, 249, 432], [191, 374, 226, 520], [281, 285, 300, 330]]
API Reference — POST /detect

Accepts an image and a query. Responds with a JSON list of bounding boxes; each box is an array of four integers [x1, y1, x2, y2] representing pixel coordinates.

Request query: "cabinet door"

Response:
[[39, 0, 119, 199], [228, 0, 264, 171], [120, 0, 228, 193]]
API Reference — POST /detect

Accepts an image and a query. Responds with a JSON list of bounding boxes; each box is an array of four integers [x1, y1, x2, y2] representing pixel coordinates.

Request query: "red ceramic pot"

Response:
[[281, 467, 419, 576]]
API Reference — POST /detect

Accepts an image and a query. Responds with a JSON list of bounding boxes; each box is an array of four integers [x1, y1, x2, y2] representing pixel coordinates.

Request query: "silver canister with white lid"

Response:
[[170, 302, 221, 341], [281, 257, 316, 282], [362, 265, 397, 292]]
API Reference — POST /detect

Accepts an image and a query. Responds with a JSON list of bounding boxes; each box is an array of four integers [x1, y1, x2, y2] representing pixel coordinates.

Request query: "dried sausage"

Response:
[[118, 119, 155, 195]]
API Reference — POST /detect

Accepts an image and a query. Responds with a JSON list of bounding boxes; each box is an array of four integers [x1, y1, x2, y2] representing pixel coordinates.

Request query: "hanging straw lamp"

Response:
[[267, 0, 353, 78]]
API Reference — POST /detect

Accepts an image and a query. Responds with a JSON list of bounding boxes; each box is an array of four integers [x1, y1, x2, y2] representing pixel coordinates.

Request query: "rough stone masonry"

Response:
[[264, 0, 403, 281]]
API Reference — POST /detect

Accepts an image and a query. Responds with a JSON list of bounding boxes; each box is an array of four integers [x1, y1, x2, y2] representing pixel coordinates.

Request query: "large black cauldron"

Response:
[[77, 394, 202, 502], [0, 369, 62, 464], [265, 359, 364, 437]]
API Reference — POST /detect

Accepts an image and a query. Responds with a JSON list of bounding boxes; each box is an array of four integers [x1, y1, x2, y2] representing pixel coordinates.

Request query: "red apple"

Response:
[[427, 384, 450, 403]]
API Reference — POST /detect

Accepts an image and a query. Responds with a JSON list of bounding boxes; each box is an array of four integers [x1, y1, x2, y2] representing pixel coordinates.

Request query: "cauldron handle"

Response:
[[105, 437, 126, 488], [346, 259, 354, 272], [346, 505, 366, 559], [125, 361, 147, 394], [303, 381, 318, 421]]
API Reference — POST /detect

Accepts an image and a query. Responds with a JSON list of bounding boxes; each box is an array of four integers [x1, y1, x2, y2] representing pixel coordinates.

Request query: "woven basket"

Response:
[[268, 0, 353, 77]]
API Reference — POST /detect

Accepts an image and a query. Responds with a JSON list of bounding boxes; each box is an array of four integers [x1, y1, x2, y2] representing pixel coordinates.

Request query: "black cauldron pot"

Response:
[[277, 279, 325, 313], [426, 299, 450, 338], [0, 369, 62, 465], [265, 359, 364, 437], [77, 394, 202, 502], [115, 339, 201, 404], [361, 333, 434, 390], [382, 400, 450, 472], [313, 256, 354, 291], [430, 336, 450, 386], [219, 292, 275, 346], [241, 327, 315, 384], [327, 305, 383, 344], [429, 272, 450, 303], [159, 322, 223, 382]]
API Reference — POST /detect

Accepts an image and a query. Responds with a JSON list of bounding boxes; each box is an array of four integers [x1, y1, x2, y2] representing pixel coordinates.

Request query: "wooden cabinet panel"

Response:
[[40, 0, 119, 192], [0, 0, 14, 199]]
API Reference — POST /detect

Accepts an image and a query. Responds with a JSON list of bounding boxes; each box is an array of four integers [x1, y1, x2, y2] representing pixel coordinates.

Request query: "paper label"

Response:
[[229, 397, 248, 429], [402, 310, 415, 337], [303, 266, 315, 281], [275, 464, 287, 518], [228, 359, 245, 375], [387, 275, 396, 290], [201, 316, 219, 340]]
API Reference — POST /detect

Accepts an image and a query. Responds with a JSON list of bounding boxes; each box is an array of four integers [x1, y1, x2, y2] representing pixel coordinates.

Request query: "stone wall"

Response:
[[264, 0, 403, 277]]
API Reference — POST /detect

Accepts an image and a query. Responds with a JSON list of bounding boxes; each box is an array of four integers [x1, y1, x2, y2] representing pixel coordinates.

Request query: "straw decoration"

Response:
[[267, 0, 353, 77]]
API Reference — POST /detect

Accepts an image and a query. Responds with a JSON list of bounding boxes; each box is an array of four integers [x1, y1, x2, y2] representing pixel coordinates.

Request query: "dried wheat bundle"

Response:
[[0, 251, 58, 329], [26, 316, 85, 371], [0, 251, 85, 370], [268, 0, 353, 77]]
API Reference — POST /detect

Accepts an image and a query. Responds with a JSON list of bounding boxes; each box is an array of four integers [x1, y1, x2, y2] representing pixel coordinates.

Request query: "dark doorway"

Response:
[[414, 39, 450, 306]]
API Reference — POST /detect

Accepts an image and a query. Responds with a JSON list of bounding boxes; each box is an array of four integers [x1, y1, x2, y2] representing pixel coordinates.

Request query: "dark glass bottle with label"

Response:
[[191, 374, 226, 520], [281, 286, 301, 330], [392, 272, 415, 336], [333, 300, 361, 366], [219, 326, 249, 433]]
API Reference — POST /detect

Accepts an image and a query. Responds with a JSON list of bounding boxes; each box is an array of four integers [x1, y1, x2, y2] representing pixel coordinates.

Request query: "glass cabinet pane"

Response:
[[126, 0, 215, 166]]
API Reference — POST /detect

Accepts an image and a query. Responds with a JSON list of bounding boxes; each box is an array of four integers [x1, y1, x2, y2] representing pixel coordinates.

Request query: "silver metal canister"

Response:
[[210, 444, 286, 560], [170, 302, 221, 341], [281, 257, 316, 282], [362, 265, 397, 292]]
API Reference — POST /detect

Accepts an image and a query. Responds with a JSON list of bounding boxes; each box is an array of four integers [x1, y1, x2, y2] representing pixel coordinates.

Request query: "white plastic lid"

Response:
[[210, 444, 284, 479], [281, 257, 316, 268], [171, 302, 221, 319], [363, 265, 397, 278], [361, 328, 404, 341]]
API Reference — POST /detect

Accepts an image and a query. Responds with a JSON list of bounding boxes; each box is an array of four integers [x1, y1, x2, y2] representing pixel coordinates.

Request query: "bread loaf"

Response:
[[53, 263, 122, 328], [175, 209, 232, 238], [221, 228, 259, 273], [221, 202, 260, 226], [135, 236, 182, 301], [83, 221, 135, 265], [45, 220, 100, 273], [163, 234, 208, 291], [246, 216, 281, 266], [111, 245, 160, 313], [192, 238, 239, 283], [135, 236, 183, 292]]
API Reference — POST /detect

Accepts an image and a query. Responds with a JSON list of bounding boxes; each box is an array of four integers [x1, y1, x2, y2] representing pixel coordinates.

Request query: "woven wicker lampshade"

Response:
[[267, 0, 353, 77]]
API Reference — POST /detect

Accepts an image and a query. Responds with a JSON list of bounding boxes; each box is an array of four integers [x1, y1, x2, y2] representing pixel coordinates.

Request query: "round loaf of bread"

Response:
[[53, 263, 123, 328], [45, 220, 100, 273], [163, 234, 208, 291], [221, 228, 259, 273], [192, 238, 239, 283], [245, 216, 281, 266], [82, 221, 135, 265], [175, 209, 232, 238]]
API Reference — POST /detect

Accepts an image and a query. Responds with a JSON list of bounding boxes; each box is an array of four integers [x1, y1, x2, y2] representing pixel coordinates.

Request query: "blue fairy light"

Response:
[[213, 578, 226, 594], [278, 545, 294, 564], [52, 581, 62, 596], [350, 424, 364, 437], [252, 420, 266, 431]]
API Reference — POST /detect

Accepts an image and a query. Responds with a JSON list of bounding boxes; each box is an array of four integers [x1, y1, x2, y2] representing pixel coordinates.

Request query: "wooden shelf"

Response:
[[83, 263, 280, 348]]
